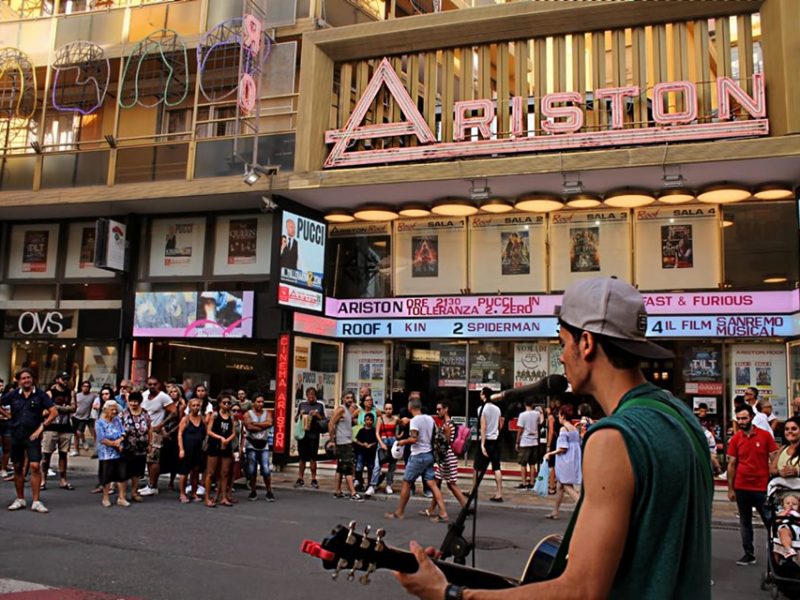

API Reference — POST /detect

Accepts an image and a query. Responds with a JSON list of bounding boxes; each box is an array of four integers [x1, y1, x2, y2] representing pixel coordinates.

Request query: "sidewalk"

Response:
[[61, 453, 743, 526]]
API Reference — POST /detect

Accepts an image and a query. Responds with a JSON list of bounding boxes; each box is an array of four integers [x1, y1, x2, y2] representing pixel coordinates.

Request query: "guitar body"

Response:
[[519, 534, 563, 584], [302, 523, 563, 590]]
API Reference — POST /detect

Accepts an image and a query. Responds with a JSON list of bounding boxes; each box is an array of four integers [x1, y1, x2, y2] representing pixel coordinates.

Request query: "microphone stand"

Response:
[[439, 466, 488, 566]]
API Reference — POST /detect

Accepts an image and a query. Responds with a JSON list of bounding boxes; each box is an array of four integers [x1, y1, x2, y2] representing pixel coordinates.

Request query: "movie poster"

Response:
[[736, 365, 751, 386], [164, 223, 194, 266], [514, 343, 549, 387], [661, 224, 693, 269], [438, 345, 467, 387], [468, 346, 501, 391], [569, 227, 600, 272], [227, 218, 257, 265], [79, 227, 95, 268], [500, 231, 530, 275], [730, 344, 788, 419], [411, 235, 438, 277], [22, 230, 49, 272]]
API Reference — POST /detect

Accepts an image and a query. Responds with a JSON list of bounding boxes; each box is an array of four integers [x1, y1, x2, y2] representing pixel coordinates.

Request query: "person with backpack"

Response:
[[421, 400, 466, 521]]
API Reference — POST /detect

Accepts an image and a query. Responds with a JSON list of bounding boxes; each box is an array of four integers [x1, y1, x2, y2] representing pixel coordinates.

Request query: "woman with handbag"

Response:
[[120, 391, 151, 503], [244, 394, 275, 502], [178, 398, 206, 503]]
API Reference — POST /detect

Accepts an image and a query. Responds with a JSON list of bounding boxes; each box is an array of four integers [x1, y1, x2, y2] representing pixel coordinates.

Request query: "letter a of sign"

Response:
[[324, 58, 436, 168]]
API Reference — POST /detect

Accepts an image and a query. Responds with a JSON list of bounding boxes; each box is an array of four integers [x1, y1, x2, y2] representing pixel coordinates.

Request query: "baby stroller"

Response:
[[762, 478, 800, 599]]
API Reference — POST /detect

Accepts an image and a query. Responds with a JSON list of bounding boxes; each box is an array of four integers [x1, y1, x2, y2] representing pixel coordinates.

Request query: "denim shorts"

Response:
[[403, 452, 435, 483], [245, 448, 271, 477]]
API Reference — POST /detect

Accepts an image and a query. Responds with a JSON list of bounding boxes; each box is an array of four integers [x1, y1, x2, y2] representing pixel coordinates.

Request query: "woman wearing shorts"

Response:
[[121, 391, 151, 503], [204, 394, 235, 508], [178, 397, 206, 503], [423, 400, 466, 522]]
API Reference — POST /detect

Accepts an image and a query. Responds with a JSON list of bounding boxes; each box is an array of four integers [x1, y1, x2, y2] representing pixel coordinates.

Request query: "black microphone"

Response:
[[490, 374, 568, 402]]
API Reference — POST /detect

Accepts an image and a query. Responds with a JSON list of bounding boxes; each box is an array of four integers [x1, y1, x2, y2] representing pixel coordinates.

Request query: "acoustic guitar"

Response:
[[302, 521, 562, 588]]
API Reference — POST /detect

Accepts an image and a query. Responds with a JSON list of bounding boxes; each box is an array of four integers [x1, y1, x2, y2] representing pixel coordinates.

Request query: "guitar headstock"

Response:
[[301, 521, 389, 585]]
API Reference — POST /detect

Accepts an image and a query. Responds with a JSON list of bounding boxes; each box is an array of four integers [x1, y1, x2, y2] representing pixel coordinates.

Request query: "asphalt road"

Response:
[[0, 470, 781, 599]]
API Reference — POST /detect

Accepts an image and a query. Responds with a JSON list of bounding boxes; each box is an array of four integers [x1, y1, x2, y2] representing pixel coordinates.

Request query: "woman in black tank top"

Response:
[[204, 394, 235, 508], [178, 398, 206, 503]]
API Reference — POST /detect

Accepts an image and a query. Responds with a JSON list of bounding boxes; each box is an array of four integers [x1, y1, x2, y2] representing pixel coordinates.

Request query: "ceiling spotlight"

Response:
[[469, 179, 491, 202], [562, 172, 584, 195], [753, 183, 794, 201], [243, 167, 261, 186], [431, 198, 479, 217], [763, 274, 788, 284], [479, 198, 514, 213], [515, 193, 564, 213], [398, 203, 431, 218], [324, 210, 355, 223], [722, 214, 735, 228], [656, 188, 695, 204], [353, 205, 399, 221], [565, 193, 602, 209], [604, 188, 655, 208], [697, 183, 751, 204]]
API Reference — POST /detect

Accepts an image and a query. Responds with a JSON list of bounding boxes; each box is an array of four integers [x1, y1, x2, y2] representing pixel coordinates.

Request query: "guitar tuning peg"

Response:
[[346, 521, 358, 545], [332, 558, 348, 581], [359, 563, 376, 585], [360, 525, 372, 549], [346, 566, 358, 582], [375, 528, 386, 552]]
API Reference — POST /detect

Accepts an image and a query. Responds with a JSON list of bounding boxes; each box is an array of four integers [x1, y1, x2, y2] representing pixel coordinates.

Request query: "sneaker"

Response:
[[248, 490, 257, 501], [0, 469, 8, 478], [30, 500, 48, 513], [47, 469, 56, 477], [365, 486, 375, 497], [7, 498, 26, 511], [310, 480, 319, 489], [736, 554, 756, 566], [138, 485, 158, 497], [294, 479, 304, 488], [515, 483, 528, 489], [116, 498, 131, 507], [196, 485, 206, 497], [350, 493, 365, 503], [423, 491, 433, 499], [266, 491, 275, 502], [385, 485, 394, 495], [69, 450, 79, 457]]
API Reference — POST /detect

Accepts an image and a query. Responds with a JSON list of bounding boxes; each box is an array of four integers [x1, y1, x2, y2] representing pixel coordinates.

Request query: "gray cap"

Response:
[[556, 277, 673, 360]]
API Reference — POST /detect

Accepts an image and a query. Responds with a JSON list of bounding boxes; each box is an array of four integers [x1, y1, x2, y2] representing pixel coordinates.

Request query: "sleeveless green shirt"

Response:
[[572, 383, 712, 599]]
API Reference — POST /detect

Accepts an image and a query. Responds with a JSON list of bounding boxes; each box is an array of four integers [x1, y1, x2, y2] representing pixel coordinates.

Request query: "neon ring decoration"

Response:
[[197, 17, 273, 105], [119, 29, 189, 109], [0, 47, 37, 120], [51, 41, 110, 116]]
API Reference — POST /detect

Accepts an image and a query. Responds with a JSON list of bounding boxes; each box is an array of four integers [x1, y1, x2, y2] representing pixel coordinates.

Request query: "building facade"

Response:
[[281, 0, 800, 460]]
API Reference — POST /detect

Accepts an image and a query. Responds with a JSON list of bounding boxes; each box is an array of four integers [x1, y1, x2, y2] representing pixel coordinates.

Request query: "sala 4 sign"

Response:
[[324, 58, 767, 168]]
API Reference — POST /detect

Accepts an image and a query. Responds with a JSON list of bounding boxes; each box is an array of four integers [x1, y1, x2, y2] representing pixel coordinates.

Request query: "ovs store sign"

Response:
[[4, 310, 79, 338]]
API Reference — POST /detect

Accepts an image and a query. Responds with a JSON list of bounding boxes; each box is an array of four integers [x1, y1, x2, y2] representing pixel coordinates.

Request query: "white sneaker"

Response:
[[365, 486, 375, 497], [8, 498, 26, 510], [0, 469, 7, 478], [138, 485, 158, 497], [385, 486, 394, 495], [69, 450, 79, 457], [30, 500, 48, 513], [47, 469, 57, 477], [196, 485, 206, 497]]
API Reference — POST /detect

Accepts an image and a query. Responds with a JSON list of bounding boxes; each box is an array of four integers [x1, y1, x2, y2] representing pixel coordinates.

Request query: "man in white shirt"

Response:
[[385, 397, 447, 521], [515, 398, 541, 490], [474, 386, 505, 502], [743, 387, 774, 439], [139, 376, 175, 496]]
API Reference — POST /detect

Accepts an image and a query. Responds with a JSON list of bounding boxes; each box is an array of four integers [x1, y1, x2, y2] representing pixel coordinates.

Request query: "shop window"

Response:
[[469, 214, 546, 293], [549, 209, 631, 292], [344, 343, 389, 407], [634, 205, 720, 291], [395, 218, 467, 295], [729, 343, 788, 420], [391, 341, 467, 418], [722, 201, 799, 290], [326, 222, 391, 298]]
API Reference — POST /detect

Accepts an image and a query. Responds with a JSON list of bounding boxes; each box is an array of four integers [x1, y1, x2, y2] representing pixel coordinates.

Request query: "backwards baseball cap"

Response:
[[556, 277, 673, 360], [57, 371, 69, 381]]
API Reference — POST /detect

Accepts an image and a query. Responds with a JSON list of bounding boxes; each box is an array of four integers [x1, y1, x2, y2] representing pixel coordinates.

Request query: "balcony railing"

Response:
[[1, 0, 179, 20]]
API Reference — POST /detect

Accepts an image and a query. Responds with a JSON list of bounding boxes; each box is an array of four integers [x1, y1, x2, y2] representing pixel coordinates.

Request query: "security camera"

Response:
[[253, 164, 279, 177], [260, 195, 278, 213]]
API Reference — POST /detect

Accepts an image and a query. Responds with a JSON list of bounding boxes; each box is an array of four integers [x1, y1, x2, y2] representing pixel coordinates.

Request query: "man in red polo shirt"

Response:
[[727, 404, 779, 566]]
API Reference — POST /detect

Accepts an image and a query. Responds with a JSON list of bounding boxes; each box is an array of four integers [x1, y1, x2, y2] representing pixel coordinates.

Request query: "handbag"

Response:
[[248, 437, 268, 450], [532, 459, 550, 497], [316, 417, 330, 435], [294, 418, 306, 440]]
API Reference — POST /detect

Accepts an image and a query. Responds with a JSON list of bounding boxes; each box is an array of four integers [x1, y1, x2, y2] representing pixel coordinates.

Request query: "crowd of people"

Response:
[[0, 370, 276, 513]]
